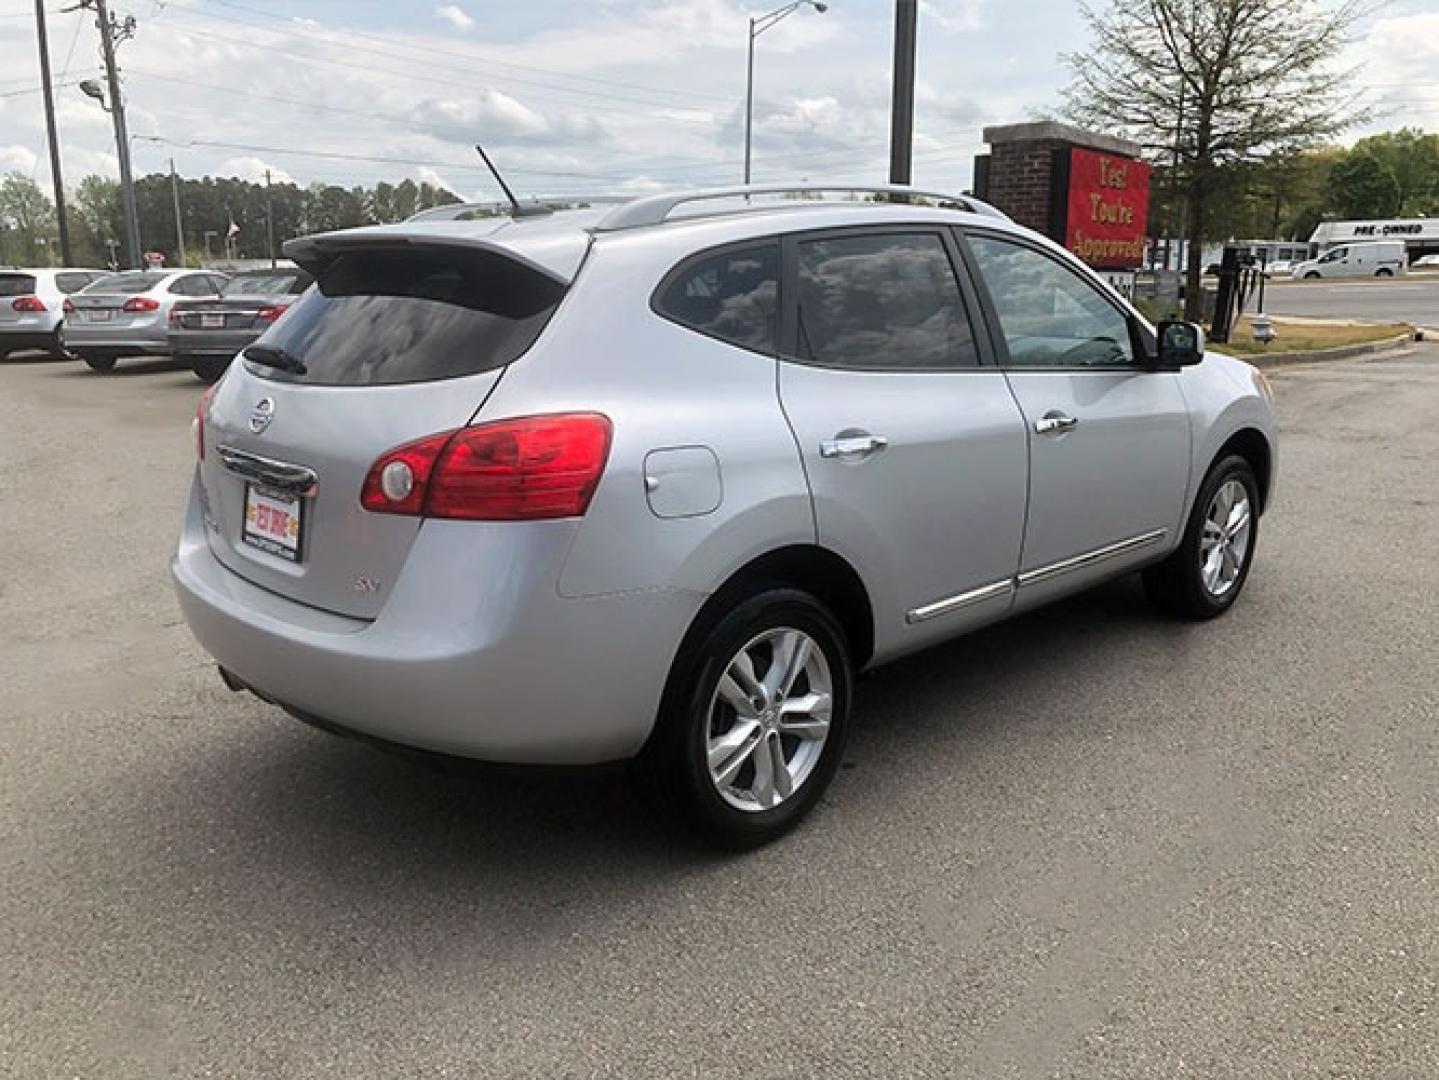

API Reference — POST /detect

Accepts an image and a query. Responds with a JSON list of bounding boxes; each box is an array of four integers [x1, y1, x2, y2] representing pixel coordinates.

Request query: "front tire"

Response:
[[638, 588, 852, 849], [1376, 268, 1393, 278], [1304, 271, 1321, 280], [1143, 455, 1259, 619], [79, 351, 117, 373]]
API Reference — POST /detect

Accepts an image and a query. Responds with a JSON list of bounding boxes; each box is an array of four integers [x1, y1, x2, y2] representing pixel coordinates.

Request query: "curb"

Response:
[[1243, 332, 1419, 369]]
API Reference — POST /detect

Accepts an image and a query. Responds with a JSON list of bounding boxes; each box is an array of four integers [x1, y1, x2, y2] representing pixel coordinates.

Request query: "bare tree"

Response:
[[1060, 0, 1369, 319]]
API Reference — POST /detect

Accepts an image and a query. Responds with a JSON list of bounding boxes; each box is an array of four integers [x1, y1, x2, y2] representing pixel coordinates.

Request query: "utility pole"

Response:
[[888, 0, 918, 186], [35, 1, 72, 265], [169, 157, 185, 267], [265, 168, 276, 269], [85, 0, 141, 268]]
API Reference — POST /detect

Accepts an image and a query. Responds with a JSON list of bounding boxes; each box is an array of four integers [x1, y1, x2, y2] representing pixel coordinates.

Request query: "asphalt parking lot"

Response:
[[1263, 274, 1439, 325], [3, 345, 1438, 1078]]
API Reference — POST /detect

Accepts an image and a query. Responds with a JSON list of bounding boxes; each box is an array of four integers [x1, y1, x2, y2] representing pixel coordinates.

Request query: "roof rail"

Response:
[[593, 184, 1009, 232], [405, 196, 632, 224]]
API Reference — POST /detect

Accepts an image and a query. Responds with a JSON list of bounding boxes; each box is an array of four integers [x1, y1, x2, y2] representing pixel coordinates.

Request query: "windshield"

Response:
[[85, 271, 166, 295], [0, 274, 37, 297], [221, 272, 307, 298], [250, 247, 565, 387]]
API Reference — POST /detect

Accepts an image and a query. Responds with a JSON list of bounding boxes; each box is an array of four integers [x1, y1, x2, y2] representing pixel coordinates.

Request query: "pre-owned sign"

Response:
[[1063, 147, 1151, 270]]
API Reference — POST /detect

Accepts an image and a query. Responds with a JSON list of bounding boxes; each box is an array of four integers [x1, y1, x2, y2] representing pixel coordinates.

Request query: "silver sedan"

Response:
[[65, 269, 229, 373]]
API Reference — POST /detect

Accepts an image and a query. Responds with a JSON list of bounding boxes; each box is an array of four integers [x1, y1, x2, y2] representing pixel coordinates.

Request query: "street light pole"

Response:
[[83, 0, 141, 268], [742, 1, 827, 185], [34, 0, 72, 266]]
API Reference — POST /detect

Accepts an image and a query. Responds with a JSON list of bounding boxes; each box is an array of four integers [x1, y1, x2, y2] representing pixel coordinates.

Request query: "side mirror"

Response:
[[1155, 320, 1205, 369]]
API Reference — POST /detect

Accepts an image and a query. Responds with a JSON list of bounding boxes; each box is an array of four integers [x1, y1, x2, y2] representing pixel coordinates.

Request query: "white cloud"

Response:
[[215, 157, 294, 184], [0, 144, 39, 174], [435, 5, 475, 32]]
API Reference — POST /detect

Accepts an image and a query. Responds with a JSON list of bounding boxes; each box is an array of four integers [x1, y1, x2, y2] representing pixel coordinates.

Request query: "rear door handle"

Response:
[[1033, 413, 1079, 436], [820, 433, 889, 460]]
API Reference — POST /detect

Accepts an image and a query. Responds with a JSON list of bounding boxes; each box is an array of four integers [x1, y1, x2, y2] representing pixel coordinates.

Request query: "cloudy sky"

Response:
[[1, 0, 1437, 203]]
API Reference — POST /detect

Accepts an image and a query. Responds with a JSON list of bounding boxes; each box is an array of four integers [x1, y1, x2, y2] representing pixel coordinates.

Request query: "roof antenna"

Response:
[[475, 144, 550, 218]]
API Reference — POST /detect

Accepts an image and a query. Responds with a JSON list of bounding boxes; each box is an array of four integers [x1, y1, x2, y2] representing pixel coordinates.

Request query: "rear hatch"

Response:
[[198, 240, 570, 619], [0, 273, 39, 326], [69, 271, 166, 328]]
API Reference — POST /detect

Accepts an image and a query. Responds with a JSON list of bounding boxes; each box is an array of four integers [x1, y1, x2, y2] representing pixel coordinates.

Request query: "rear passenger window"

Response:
[[655, 243, 778, 354], [794, 232, 979, 370]]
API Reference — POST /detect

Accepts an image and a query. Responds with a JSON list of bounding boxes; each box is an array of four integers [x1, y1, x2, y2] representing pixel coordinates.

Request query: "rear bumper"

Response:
[[62, 321, 168, 352], [0, 327, 62, 354], [171, 476, 704, 764], [168, 328, 258, 358]]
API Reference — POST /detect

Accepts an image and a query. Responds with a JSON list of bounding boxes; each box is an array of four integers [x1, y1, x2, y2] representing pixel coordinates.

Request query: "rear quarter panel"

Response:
[[472, 236, 816, 601]]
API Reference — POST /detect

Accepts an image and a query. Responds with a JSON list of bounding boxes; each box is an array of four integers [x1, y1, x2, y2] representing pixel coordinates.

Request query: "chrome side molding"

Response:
[[1017, 528, 1167, 589], [906, 579, 1014, 625], [215, 445, 318, 496]]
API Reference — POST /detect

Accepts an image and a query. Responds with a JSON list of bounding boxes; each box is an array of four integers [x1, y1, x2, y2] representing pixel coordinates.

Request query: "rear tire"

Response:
[[80, 352, 117, 373], [191, 355, 230, 383], [1376, 268, 1393, 278], [636, 588, 852, 849], [1143, 454, 1259, 620], [1303, 271, 1321, 280]]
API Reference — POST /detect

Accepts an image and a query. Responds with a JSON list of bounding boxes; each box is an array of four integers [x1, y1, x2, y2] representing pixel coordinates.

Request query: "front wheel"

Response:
[[1143, 455, 1259, 619], [1376, 268, 1393, 278], [637, 588, 852, 849], [1303, 271, 1321, 280]]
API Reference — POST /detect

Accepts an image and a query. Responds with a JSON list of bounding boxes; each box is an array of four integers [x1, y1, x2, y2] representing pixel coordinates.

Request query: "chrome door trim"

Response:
[[215, 444, 318, 496], [905, 579, 1014, 625], [1017, 528, 1167, 589]]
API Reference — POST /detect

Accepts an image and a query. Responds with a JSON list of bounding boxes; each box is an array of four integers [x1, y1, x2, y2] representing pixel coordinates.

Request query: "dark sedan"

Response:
[[169, 267, 312, 382]]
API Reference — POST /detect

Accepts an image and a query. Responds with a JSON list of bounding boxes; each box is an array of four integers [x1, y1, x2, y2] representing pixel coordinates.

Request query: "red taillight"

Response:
[[11, 296, 46, 312], [63, 298, 75, 315], [169, 308, 182, 327], [122, 296, 160, 313], [361, 413, 613, 521], [196, 383, 218, 460], [256, 304, 290, 323]]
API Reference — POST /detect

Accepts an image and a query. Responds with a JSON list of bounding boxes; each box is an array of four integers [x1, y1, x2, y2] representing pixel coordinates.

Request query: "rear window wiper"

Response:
[[243, 343, 307, 376]]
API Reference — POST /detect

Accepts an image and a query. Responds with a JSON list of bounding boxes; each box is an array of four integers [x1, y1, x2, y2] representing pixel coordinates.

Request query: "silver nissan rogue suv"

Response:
[[173, 184, 1277, 847]]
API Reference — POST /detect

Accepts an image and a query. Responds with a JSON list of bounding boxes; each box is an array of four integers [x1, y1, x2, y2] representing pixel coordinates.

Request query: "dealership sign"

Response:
[[1309, 218, 1439, 245], [1062, 147, 1151, 270]]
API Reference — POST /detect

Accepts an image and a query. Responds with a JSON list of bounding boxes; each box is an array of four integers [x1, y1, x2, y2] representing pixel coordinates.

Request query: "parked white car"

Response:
[[1412, 253, 1439, 269], [65, 268, 230, 372], [0, 267, 108, 359], [1291, 241, 1407, 279]]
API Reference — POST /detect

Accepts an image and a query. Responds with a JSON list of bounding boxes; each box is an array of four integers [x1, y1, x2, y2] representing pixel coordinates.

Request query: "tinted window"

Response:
[[794, 232, 978, 370], [0, 274, 37, 297], [656, 243, 778, 353], [55, 272, 95, 294], [86, 271, 164, 295], [251, 247, 565, 387], [967, 235, 1135, 368], [221, 272, 308, 297]]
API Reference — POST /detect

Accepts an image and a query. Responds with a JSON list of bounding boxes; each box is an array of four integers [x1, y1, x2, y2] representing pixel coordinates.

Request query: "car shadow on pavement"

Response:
[[48, 356, 192, 378]]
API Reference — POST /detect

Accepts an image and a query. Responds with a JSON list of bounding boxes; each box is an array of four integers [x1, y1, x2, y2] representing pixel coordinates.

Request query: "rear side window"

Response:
[[0, 274, 37, 297], [251, 247, 565, 386], [55, 272, 95, 294], [794, 232, 979, 370], [86, 271, 164, 294], [654, 243, 778, 354]]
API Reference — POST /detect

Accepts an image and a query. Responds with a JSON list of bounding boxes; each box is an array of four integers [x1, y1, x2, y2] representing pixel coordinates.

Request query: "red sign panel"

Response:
[[1064, 147, 1150, 269]]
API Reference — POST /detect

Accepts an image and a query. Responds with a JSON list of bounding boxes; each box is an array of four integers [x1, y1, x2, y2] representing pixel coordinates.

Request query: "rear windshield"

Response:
[[0, 274, 37, 297], [85, 271, 165, 295], [249, 247, 565, 386], [221, 271, 309, 297]]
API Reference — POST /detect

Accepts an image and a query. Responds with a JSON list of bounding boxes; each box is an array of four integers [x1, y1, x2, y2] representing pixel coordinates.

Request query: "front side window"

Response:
[[794, 232, 978, 370], [654, 243, 778, 354], [966, 234, 1135, 369]]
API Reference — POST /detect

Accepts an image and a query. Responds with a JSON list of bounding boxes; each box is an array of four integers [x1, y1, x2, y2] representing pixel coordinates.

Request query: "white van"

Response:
[[1291, 241, 1407, 280]]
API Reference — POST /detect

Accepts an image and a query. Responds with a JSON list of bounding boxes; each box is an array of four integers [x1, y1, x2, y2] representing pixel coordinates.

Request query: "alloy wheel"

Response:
[[1200, 478, 1252, 596], [706, 627, 833, 813]]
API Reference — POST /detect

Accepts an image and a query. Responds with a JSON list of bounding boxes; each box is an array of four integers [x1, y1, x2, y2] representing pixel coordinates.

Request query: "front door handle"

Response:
[[820, 433, 889, 460], [1034, 412, 1079, 436]]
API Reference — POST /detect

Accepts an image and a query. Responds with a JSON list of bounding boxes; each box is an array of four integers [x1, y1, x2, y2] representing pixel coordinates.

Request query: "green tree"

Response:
[[0, 173, 56, 266], [72, 175, 122, 266], [1061, 0, 1367, 319], [1347, 129, 1439, 216], [1326, 151, 1402, 218]]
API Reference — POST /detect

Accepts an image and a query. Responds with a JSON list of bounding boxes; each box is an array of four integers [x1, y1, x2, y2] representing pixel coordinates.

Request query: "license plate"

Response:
[[87, 309, 112, 322], [201, 313, 225, 328], [242, 484, 305, 562]]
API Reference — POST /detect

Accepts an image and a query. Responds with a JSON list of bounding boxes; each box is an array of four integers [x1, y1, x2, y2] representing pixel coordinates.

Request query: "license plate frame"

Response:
[[201, 313, 225, 329], [241, 483, 306, 563], [87, 309, 113, 322]]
